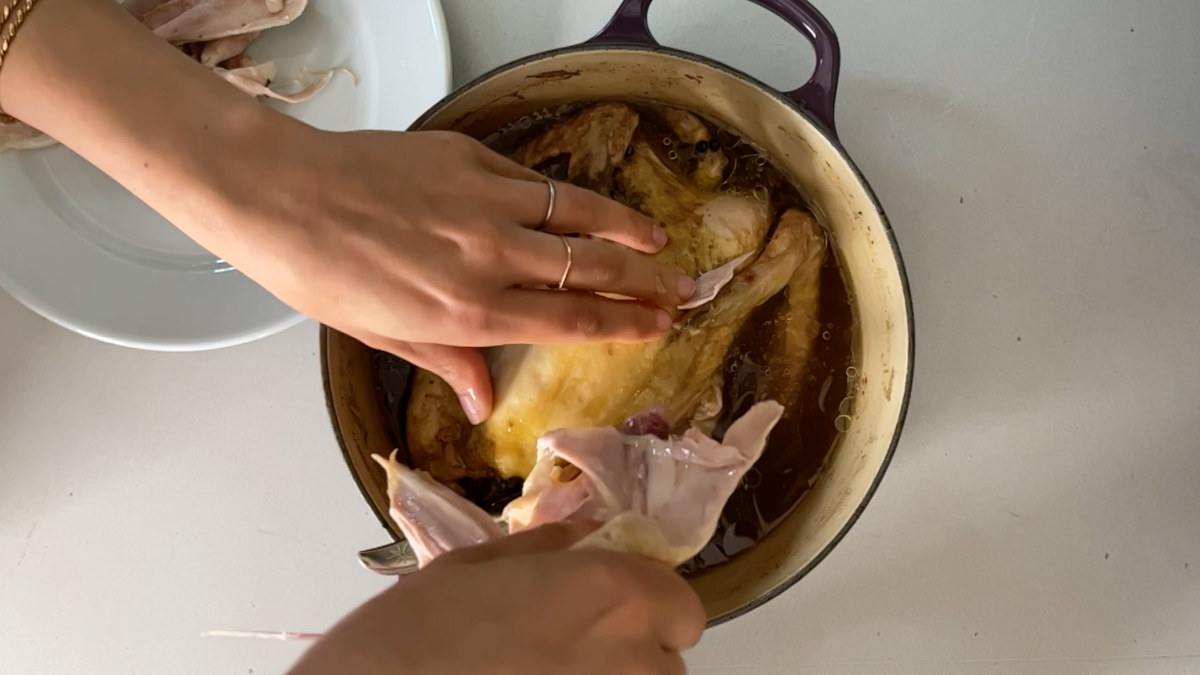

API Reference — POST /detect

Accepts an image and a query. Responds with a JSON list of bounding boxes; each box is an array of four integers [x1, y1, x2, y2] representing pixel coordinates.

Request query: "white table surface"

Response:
[[3, 0, 1199, 673]]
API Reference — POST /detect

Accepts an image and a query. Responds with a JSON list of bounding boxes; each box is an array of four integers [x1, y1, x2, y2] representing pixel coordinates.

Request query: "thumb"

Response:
[[362, 335, 494, 425]]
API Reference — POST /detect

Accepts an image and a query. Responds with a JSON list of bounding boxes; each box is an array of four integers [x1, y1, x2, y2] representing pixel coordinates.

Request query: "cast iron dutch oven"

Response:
[[322, 0, 914, 626]]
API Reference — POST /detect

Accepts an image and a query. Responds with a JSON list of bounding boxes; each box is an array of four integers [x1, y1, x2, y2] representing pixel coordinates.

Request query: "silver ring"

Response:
[[538, 179, 557, 231], [556, 235, 573, 291]]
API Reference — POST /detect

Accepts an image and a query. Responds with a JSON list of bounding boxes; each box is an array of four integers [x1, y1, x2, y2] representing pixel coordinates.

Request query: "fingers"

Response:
[[436, 522, 601, 567], [358, 335, 493, 425], [495, 176, 668, 254], [616, 556, 707, 651], [643, 648, 687, 675], [510, 230, 695, 308], [603, 646, 687, 675], [565, 550, 706, 652], [486, 289, 672, 344], [465, 130, 667, 253]]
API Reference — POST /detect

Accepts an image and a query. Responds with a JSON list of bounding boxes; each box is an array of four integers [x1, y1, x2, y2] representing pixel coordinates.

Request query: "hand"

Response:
[[288, 523, 707, 675], [0, 0, 697, 423], [205, 126, 698, 423]]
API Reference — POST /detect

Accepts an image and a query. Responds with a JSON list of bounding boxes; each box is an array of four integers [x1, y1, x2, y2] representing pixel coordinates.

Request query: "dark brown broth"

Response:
[[373, 101, 856, 575]]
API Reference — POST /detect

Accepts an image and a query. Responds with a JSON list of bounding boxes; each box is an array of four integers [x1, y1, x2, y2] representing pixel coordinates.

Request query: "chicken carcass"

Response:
[[406, 103, 826, 483], [374, 402, 784, 568]]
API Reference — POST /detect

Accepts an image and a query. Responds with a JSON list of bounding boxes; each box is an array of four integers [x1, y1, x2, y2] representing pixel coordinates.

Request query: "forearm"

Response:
[[0, 0, 295, 251]]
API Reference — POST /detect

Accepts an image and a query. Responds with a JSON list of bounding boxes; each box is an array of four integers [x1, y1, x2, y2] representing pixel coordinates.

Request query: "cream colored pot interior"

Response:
[[324, 48, 911, 624]]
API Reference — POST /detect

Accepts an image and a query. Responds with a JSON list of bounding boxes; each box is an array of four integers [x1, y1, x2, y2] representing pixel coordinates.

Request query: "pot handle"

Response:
[[587, 0, 841, 136]]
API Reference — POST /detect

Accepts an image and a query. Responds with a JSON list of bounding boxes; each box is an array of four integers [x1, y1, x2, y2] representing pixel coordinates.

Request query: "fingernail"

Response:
[[676, 275, 696, 300], [652, 225, 668, 248], [459, 389, 486, 425], [656, 309, 672, 332]]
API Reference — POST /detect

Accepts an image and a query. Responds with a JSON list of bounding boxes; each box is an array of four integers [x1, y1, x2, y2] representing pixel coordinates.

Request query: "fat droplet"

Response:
[[663, 137, 673, 146], [834, 415, 852, 432], [822, 331, 832, 340], [817, 373, 834, 413], [846, 366, 858, 378], [838, 397, 852, 415]]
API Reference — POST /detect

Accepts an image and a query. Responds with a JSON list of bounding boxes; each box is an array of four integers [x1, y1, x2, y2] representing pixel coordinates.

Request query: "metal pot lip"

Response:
[[320, 325, 399, 536], [328, 43, 917, 625]]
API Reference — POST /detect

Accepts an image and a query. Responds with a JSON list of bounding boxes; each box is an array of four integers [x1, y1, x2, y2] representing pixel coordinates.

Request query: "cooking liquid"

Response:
[[373, 101, 857, 575]]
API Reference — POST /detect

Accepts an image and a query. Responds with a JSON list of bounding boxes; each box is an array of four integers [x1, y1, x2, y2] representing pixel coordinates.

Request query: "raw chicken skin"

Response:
[[141, 0, 308, 43], [3, 0, 336, 151], [507, 401, 784, 565], [375, 403, 784, 568], [199, 31, 260, 67], [214, 62, 342, 103], [372, 451, 504, 567]]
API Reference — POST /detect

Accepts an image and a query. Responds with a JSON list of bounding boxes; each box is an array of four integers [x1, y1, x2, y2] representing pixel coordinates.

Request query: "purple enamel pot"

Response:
[[322, 0, 913, 625]]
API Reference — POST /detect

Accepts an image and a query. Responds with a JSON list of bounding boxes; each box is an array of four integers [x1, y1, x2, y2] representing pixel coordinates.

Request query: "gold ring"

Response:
[[556, 235, 573, 291], [537, 179, 557, 231]]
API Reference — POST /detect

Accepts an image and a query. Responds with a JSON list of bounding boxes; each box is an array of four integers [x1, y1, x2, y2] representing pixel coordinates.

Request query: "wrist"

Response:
[[0, 0, 314, 259]]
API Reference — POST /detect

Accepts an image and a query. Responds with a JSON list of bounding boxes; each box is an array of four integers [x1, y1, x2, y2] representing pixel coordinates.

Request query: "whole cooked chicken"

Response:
[[405, 102, 827, 483]]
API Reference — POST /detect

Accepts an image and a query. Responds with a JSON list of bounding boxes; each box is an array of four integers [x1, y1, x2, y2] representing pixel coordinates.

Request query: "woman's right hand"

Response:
[[288, 523, 706, 675]]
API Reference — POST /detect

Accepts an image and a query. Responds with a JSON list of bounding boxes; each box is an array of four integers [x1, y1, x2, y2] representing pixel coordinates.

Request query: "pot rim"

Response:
[[321, 41, 916, 626]]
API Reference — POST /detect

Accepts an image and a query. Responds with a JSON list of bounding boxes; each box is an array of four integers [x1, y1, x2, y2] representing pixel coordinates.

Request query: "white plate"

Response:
[[0, 0, 451, 351]]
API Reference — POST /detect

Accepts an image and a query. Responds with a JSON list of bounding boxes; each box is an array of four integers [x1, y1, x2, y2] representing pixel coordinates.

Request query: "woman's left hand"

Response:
[[0, 0, 695, 423], [193, 124, 694, 423]]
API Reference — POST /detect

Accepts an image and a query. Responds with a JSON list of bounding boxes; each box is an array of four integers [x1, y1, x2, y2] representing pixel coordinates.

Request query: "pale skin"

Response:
[[0, 0, 705, 672], [0, 0, 697, 424], [289, 523, 705, 675]]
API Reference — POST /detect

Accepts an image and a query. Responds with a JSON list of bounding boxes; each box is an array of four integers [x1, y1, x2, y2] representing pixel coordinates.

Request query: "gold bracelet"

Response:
[[0, 0, 40, 70], [0, 0, 41, 115]]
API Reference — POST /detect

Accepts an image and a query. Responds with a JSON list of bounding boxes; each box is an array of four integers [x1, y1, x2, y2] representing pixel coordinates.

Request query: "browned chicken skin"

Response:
[[508, 102, 639, 194]]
